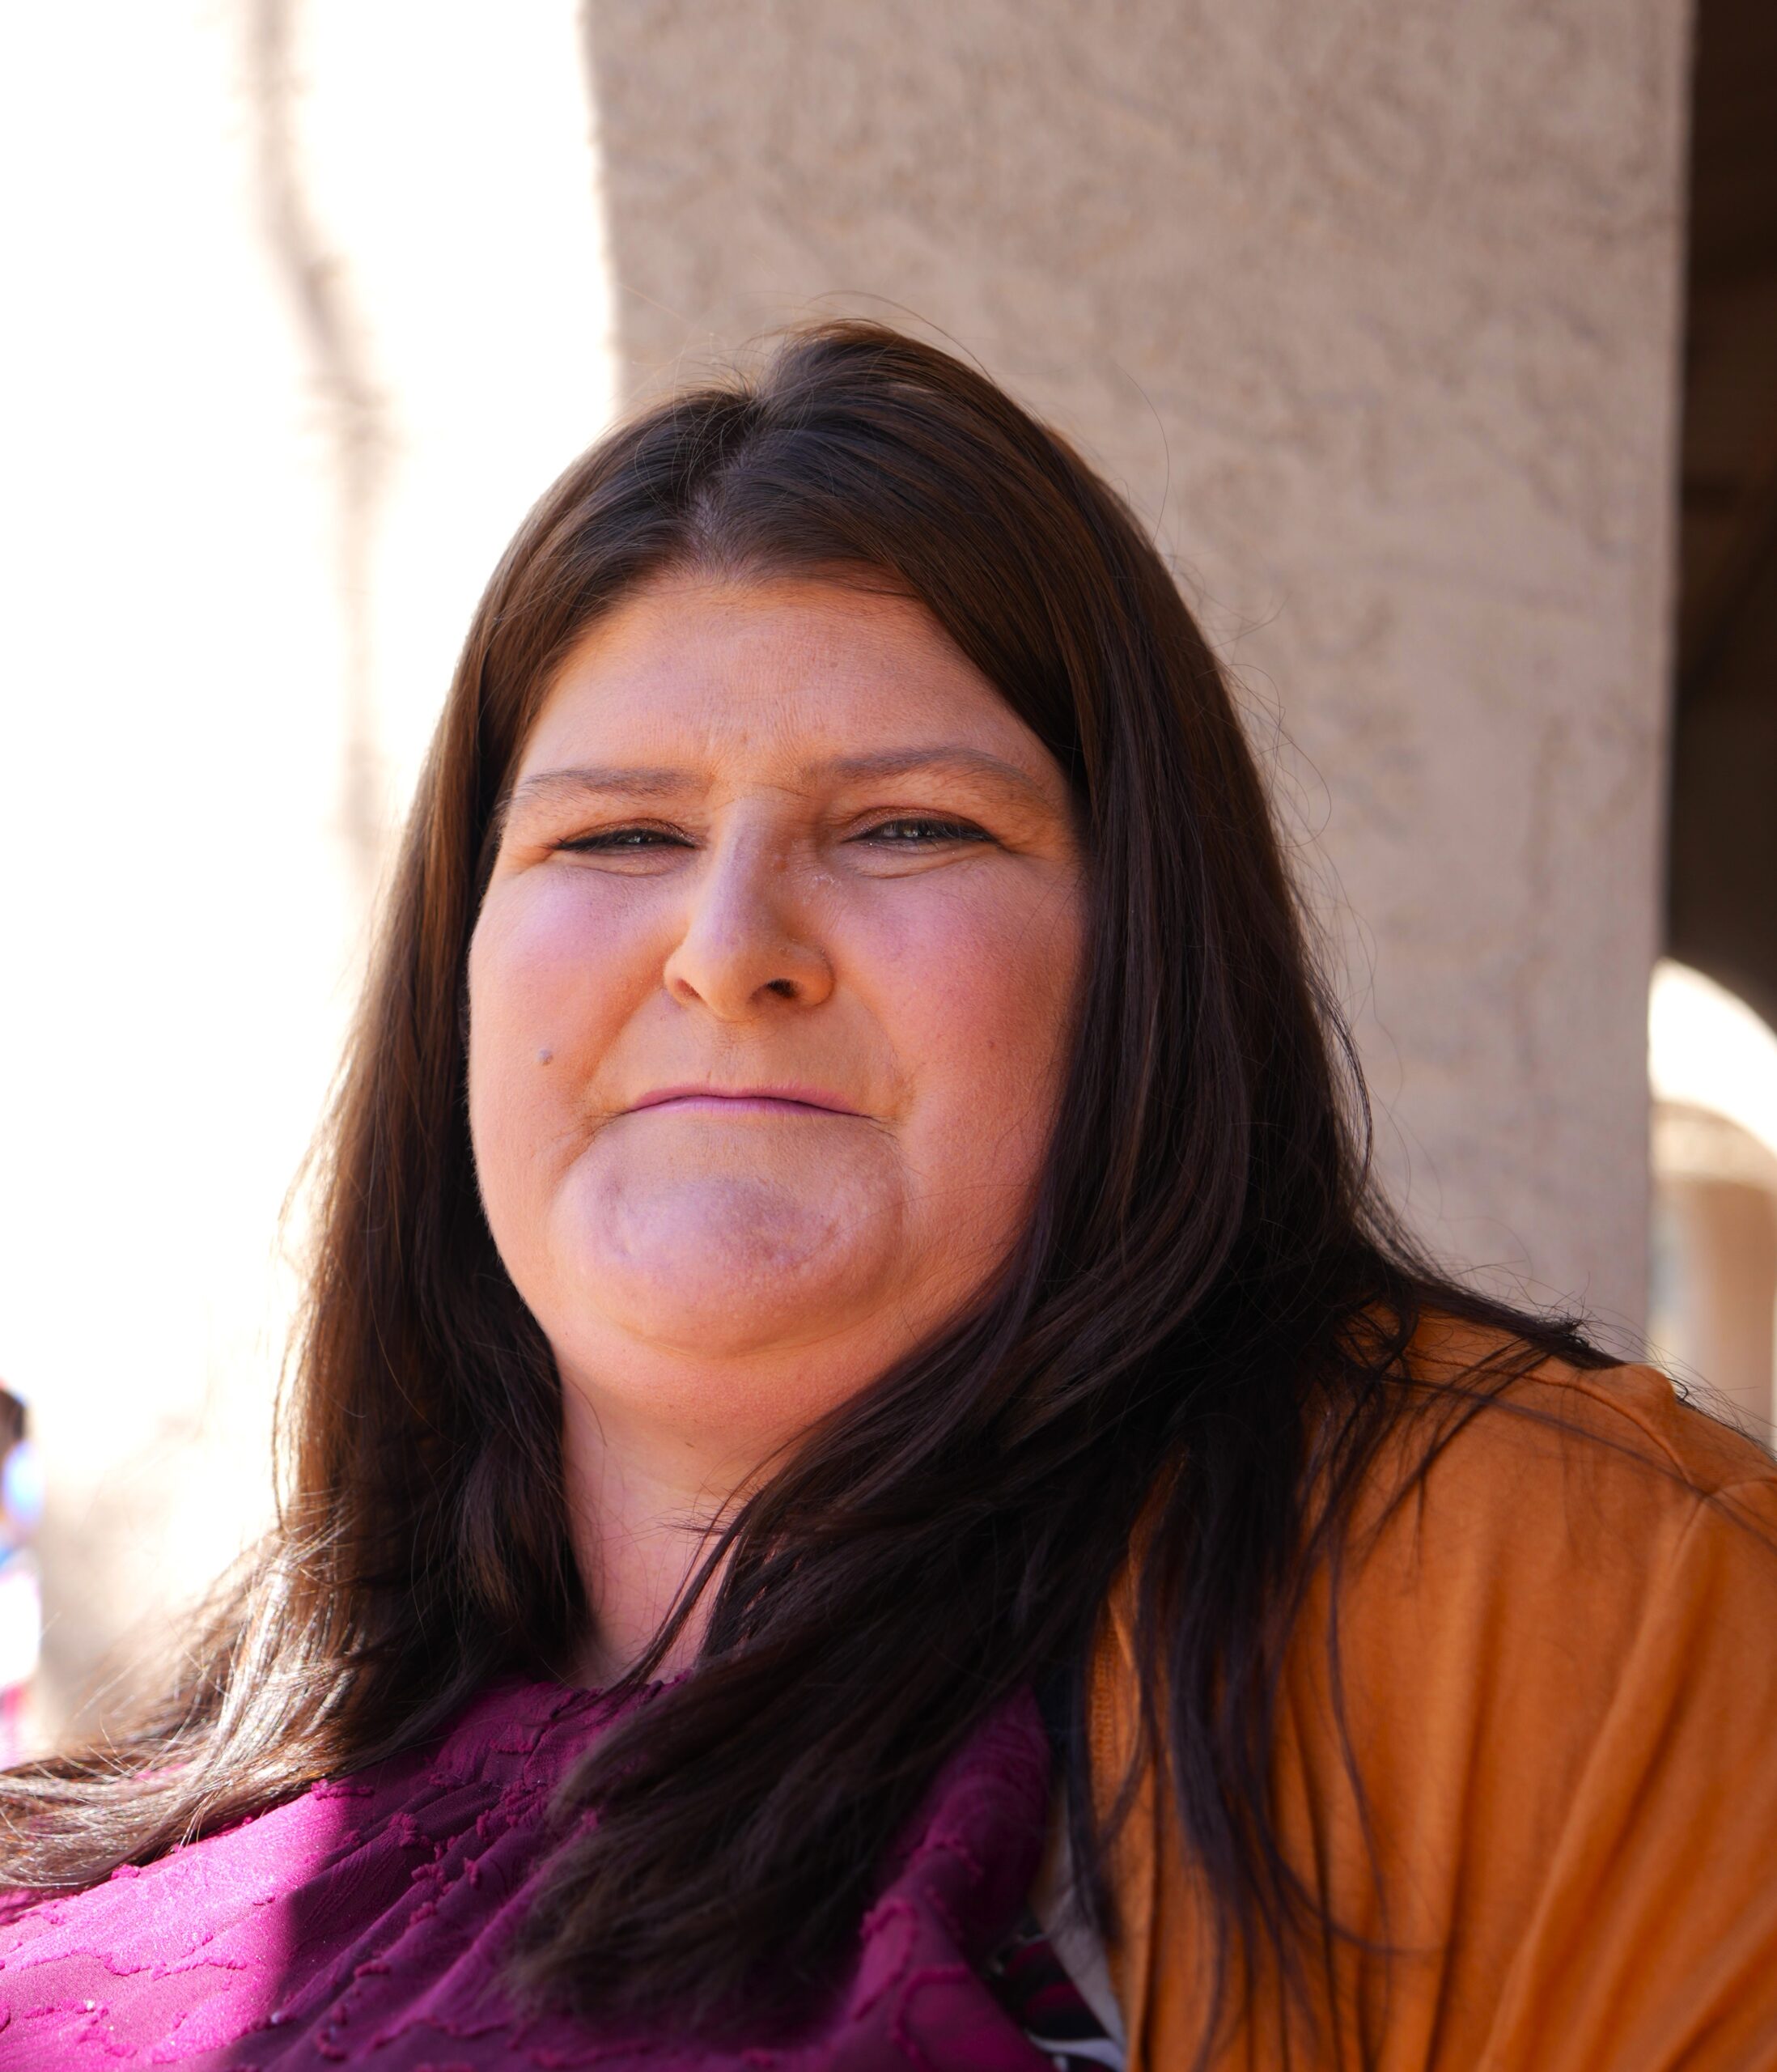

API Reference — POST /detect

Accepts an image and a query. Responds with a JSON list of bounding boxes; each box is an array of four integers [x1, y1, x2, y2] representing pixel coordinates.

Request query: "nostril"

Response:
[[766, 978, 799, 1000]]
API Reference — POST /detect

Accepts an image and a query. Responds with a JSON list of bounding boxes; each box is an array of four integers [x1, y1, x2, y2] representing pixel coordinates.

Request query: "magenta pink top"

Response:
[[0, 1676, 1058, 2069]]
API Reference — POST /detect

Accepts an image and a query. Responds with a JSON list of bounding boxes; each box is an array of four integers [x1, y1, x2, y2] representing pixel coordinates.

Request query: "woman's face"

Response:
[[468, 575, 1086, 1468]]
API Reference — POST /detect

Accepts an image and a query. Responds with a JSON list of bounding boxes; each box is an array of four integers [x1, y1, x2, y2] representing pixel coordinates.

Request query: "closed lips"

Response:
[[626, 1088, 863, 1115]]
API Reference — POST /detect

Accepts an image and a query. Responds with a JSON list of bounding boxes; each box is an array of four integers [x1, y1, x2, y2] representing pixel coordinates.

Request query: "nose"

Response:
[[662, 829, 834, 1019]]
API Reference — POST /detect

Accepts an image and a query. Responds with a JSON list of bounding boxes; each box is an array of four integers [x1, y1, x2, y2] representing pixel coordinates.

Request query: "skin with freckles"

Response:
[[467, 575, 1087, 1677]]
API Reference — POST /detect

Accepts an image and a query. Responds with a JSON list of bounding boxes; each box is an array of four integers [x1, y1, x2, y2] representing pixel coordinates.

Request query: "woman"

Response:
[[0, 323, 1772, 2070]]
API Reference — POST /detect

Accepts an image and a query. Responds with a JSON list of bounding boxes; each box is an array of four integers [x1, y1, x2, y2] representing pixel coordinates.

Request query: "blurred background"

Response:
[[0, 0, 1771, 1747]]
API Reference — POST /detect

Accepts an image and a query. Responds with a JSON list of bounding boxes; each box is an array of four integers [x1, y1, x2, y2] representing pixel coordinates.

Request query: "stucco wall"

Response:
[[587, 0, 1692, 1334]]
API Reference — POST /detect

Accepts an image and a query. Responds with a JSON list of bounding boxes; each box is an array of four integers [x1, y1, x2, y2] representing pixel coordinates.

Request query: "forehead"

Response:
[[515, 575, 1050, 781]]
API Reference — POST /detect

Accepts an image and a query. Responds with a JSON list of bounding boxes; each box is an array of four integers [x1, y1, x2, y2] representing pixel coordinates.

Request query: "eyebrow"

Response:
[[507, 766, 697, 809], [506, 746, 1053, 811], [812, 747, 1050, 799]]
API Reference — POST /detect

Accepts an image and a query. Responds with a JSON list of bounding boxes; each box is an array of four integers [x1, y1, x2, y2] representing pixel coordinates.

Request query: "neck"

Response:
[[550, 1313, 920, 1687], [558, 1382, 761, 1688]]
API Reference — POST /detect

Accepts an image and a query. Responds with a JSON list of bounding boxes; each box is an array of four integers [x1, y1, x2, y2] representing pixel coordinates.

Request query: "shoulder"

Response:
[[1096, 1319, 1777, 2070], [1297, 1316, 1777, 1821], [1097, 1314, 1777, 1767], [1314, 1327, 1777, 2061], [1335, 1318, 1777, 1680], [1296, 1318, 1777, 1867], [1397, 1310, 1775, 1503]]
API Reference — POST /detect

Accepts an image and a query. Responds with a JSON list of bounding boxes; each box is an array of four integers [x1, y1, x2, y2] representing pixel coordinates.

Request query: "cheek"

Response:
[[466, 880, 655, 1208], [865, 875, 1084, 1199]]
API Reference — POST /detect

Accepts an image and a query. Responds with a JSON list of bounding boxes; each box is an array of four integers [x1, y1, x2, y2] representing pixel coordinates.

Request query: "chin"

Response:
[[558, 1165, 904, 1358]]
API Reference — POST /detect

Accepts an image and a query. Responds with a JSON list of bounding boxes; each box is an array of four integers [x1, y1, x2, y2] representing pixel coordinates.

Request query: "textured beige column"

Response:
[[587, 0, 1691, 1337]]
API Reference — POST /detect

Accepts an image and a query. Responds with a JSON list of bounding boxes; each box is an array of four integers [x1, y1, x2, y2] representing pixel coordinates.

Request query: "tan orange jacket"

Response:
[[1092, 1326, 1777, 2070]]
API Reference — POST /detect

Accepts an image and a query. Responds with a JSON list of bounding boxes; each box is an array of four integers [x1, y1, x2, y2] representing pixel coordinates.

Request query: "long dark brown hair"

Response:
[[1, 323, 1605, 2041]]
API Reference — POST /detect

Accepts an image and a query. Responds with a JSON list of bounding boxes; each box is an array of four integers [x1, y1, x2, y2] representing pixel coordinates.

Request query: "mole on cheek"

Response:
[[537, 1047, 554, 1065]]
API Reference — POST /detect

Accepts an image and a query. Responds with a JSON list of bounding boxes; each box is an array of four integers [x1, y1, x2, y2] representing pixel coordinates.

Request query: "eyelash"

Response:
[[855, 817, 990, 845], [556, 817, 991, 853], [558, 826, 687, 852]]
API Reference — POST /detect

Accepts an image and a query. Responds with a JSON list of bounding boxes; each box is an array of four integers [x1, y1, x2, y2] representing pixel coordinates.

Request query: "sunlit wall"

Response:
[[0, 0, 614, 1732], [1649, 961, 1777, 1440]]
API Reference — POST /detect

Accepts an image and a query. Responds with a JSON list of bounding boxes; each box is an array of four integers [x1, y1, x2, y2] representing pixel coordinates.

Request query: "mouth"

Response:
[[626, 1086, 863, 1119]]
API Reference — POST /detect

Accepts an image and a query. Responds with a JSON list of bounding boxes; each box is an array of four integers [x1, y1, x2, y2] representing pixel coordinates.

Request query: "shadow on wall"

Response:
[[1667, 0, 1777, 1032]]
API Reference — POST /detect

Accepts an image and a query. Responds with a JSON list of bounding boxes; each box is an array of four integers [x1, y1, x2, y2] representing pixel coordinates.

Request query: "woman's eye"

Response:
[[854, 817, 990, 846], [558, 826, 689, 853]]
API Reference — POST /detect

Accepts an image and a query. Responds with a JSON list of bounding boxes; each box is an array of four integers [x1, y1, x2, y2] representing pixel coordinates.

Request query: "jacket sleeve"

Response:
[[1095, 1357, 1777, 2072]]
